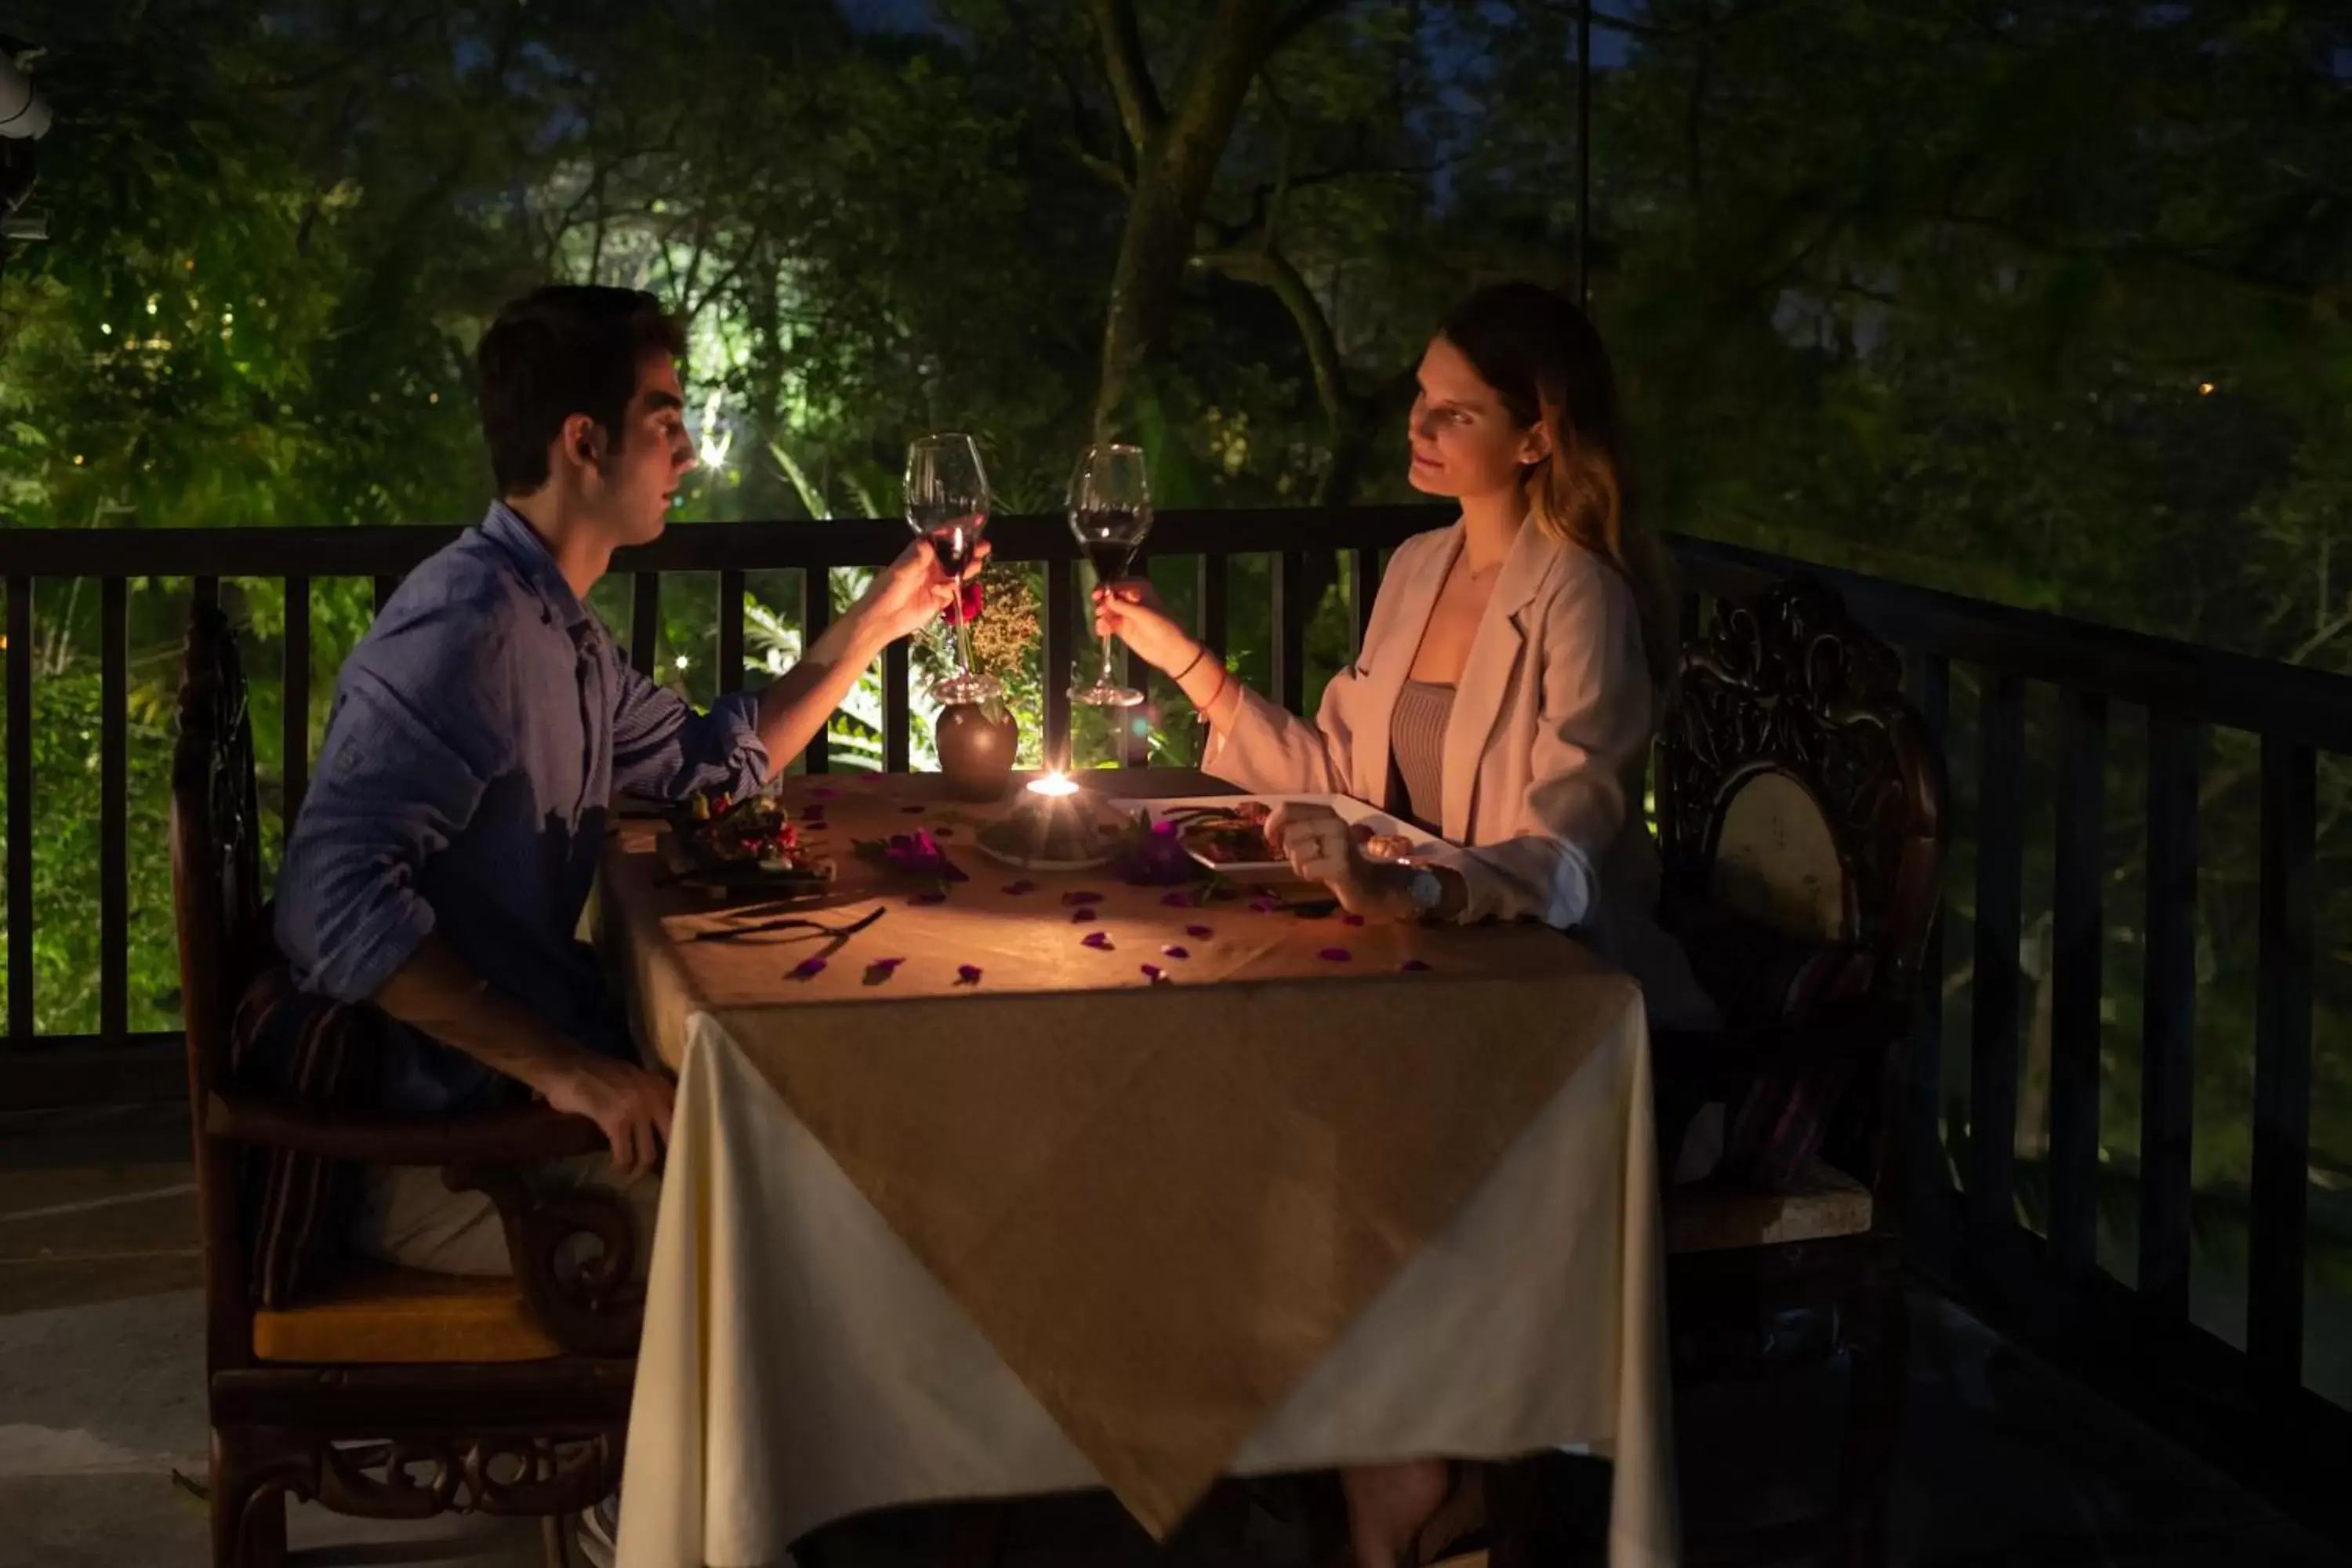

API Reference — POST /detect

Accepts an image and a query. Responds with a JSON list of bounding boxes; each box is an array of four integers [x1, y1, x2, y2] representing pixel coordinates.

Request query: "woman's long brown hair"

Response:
[[1438, 281, 1681, 700]]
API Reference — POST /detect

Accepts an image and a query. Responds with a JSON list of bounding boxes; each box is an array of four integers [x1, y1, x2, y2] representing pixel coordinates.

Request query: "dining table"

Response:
[[599, 766, 1676, 1568]]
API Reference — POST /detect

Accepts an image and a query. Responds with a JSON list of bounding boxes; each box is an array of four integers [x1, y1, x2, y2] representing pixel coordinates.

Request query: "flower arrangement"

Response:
[[946, 564, 1040, 684]]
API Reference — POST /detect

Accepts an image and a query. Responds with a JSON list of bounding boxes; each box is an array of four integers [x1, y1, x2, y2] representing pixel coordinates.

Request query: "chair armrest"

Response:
[[208, 1090, 642, 1355], [205, 1091, 607, 1167], [441, 1163, 644, 1355]]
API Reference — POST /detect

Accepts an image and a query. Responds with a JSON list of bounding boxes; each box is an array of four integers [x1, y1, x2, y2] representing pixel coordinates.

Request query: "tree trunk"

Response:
[[1093, 0, 1287, 436]]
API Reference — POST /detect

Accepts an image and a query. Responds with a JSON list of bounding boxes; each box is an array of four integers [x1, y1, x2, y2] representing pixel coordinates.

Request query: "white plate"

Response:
[[1115, 794, 1450, 880]]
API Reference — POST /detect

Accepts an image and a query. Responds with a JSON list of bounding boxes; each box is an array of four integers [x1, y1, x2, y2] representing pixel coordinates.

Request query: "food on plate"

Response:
[[676, 790, 832, 877], [1171, 801, 1276, 866]]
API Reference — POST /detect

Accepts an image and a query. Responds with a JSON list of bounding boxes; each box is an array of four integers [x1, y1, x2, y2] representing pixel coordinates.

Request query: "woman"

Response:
[[1097, 279, 1715, 1033], [1097, 279, 1717, 1567]]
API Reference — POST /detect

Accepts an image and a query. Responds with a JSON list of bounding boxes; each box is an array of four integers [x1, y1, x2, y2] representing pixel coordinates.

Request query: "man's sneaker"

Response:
[[575, 1493, 621, 1568]]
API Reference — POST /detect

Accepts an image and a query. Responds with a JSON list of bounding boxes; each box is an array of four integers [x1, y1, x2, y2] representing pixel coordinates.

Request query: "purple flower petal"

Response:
[[1341, 913, 1366, 927], [1069, 906, 1098, 924], [1062, 890, 1104, 906], [956, 964, 983, 985], [790, 956, 828, 980], [870, 956, 906, 970], [1318, 947, 1352, 963], [1140, 964, 1168, 983], [911, 891, 948, 906], [863, 958, 904, 983], [1399, 959, 1432, 973], [1080, 930, 1112, 949], [1161, 945, 1189, 960], [1112, 824, 1201, 887], [1002, 880, 1038, 895], [867, 828, 968, 883], [1185, 924, 1214, 939]]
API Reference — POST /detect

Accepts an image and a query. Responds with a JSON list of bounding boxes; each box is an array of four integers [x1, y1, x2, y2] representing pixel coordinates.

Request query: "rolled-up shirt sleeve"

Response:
[[274, 609, 515, 1002], [610, 655, 769, 801]]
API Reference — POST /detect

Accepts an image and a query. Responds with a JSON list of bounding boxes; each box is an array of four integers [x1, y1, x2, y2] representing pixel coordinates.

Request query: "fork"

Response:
[[694, 906, 888, 944]]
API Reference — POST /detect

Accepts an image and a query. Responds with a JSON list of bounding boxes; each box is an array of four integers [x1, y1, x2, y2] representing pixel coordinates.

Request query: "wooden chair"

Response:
[[169, 603, 642, 1568], [1651, 578, 1947, 1566]]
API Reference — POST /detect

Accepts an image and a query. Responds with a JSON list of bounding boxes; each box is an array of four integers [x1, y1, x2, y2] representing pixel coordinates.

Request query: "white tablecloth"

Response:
[[614, 1005, 1675, 1568]]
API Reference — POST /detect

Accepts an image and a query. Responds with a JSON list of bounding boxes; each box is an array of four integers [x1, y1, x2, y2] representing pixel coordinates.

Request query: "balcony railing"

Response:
[[0, 507, 2347, 1539]]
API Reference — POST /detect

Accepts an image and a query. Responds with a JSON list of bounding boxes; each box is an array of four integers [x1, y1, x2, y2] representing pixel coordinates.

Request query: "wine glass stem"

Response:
[[952, 599, 977, 689]]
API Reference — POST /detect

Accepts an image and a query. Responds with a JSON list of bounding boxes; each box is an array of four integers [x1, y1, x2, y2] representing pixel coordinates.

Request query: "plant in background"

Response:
[[744, 577, 943, 772], [928, 562, 1047, 766]]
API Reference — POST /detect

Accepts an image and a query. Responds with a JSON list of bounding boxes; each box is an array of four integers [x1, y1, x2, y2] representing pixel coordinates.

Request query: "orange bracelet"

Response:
[[1200, 665, 1232, 724]]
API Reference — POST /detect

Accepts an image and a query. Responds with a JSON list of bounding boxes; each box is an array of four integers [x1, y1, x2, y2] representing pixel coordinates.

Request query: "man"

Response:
[[275, 284, 975, 1276]]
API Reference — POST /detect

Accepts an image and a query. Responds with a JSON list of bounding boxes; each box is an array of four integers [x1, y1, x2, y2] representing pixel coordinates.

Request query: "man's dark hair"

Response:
[[475, 285, 687, 494]]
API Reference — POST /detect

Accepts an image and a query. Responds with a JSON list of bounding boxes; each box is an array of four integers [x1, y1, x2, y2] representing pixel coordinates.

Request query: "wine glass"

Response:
[[1068, 443, 1154, 708], [903, 433, 1000, 705]]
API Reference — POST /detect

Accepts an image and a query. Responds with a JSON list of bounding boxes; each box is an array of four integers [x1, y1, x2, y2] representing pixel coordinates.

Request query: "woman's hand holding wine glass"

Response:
[[1092, 579, 1236, 724], [1089, 579, 1195, 675], [1069, 444, 1155, 708]]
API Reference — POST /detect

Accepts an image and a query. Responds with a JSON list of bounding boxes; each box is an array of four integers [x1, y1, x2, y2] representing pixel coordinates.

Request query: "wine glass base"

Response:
[[931, 673, 1004, 706], [1069, 683, 1145, 709]]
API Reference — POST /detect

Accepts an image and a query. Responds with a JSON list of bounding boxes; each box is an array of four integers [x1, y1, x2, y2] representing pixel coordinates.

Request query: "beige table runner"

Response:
[[604, 769, 1652, 1538]]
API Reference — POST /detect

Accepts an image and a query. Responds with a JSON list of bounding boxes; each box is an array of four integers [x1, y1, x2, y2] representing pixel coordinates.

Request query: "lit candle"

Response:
[[1026, 771, 1080, 800]]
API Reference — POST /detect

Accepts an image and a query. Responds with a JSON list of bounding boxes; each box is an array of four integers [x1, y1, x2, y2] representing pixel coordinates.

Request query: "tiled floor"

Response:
[[3, 1104, 2345, 1567]]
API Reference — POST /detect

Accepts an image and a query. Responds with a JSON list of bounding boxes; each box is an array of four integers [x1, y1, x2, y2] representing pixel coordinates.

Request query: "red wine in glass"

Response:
[[1082, 537, 1136, 586], [927, 517, 981, 577], [904, 434, 999, 705]]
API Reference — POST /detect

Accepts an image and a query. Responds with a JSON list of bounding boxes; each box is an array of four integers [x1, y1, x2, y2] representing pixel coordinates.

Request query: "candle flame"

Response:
[[1027, 771, 1080, 798]]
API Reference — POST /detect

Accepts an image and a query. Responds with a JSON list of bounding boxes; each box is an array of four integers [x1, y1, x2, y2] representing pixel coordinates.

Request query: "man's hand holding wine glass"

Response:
[[905, 432, 1001, 704], [859, 533, 993, 644]]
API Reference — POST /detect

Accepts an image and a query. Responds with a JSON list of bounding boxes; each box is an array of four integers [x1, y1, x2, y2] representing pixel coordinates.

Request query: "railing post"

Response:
[[2048, 688, 2107, 1276], [1967, 670, 2027, 1241], [884, 640, 911, 773], [283, 577, 311, 826], [2140, 710, 2201, 1319], [1118, 548, 1146, 768], [100, 578, 128, 1043], [801, 568, 831, 774], [1272, 551, 1308, 717], [7, 577, 31, 1044], [717, 568, 746, 696], [1044, 558, 1076, 768], [2251, 735, 2315, 1396], [1198, 554, 1229, 657], [1905, 649, 1951, 1205], [1348, 547, 1383, 659], [630, 572, 659, 679]]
